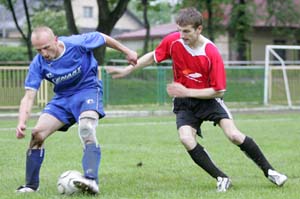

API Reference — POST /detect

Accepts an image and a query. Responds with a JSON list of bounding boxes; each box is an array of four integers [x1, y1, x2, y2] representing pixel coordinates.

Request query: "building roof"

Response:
[[223, 0, 300, 28], [114, 0, 300, 40]]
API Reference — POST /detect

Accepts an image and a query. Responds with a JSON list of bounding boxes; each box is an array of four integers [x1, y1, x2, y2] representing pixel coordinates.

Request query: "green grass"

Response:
[[102, 68, 266, 106], [0, 112, 300, 199]]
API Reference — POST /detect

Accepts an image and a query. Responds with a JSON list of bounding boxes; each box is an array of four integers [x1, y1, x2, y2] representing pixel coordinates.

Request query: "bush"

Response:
[[0, 46, 29, 62]]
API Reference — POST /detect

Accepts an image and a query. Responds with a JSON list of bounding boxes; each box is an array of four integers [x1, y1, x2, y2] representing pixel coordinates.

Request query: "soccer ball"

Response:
[[57, 170, 82, 195]]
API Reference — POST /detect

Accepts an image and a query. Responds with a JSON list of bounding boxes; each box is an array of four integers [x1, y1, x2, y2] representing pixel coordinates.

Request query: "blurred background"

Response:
[[0, 0, 299, 111]]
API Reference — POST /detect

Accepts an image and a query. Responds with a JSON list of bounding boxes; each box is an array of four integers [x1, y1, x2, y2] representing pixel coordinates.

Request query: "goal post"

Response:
[[264, 45, 300, 108]]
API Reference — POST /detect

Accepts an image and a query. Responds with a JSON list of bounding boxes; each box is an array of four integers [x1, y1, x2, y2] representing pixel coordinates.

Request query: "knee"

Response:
[[226, 131, 245, 145], [179, 133, 195, 149], [78, 117, 98, 145], [31, 128, 45, 146], [79, 122, 93, 139]]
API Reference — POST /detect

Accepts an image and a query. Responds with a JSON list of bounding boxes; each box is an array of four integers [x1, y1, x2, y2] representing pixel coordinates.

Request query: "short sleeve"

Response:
[[24, 56, 43, 90], [59, 32, 106, 51], [154, 32, 180, 63], [205, 43, 226, 91]]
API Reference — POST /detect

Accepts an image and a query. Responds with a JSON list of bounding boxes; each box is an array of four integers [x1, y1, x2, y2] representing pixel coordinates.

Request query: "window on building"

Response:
[[83, 6, 93, 18], [273, 40, 286, 61]]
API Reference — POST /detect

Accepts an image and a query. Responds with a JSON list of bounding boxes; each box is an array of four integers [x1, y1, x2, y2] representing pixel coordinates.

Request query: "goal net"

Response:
[[264, 45, 300, 108]]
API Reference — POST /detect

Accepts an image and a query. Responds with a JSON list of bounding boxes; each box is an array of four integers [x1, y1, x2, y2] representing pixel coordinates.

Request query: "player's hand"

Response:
[[126, 50, 138, 66], [16, 123, 26, 139], [105, 65, 134, 79], [167, 82, 188, 97]]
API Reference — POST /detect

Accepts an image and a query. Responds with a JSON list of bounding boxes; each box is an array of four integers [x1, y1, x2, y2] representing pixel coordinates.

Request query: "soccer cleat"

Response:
[[267, 169, 288, 186], [216, 177, 232, 192], [15, 185, 39, 193], [73, 176, 99, 195]]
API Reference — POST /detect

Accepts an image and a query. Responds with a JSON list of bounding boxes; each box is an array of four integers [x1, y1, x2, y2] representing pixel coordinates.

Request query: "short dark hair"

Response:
[[175, 7, 203, 29]]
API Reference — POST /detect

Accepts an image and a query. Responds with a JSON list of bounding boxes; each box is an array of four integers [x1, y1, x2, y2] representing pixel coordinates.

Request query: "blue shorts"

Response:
[[43, 87, 105, 131]]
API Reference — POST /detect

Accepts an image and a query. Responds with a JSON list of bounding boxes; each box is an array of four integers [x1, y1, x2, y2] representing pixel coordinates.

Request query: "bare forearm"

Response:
[[18, 90, 36, 125], [129, 51, 155, 71], [105, 51, 155, 78], [167, 82, 225, 99], [137, 51, 155, 67], [18, 97, 34, 124], [102, 34, 131, 54], [102, 33, 137, 66], [187, 88, 225, 99]]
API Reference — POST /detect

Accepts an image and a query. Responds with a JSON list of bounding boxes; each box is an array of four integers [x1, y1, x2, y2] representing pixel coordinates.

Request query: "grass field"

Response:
[[0, 112, 299, 199]]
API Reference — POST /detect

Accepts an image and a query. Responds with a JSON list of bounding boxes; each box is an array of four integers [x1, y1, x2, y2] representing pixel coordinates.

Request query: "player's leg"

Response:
[[71, 88, 104, 194], [219, 118, 287, 186], [176, 111, 231, 192], [16, 113, 65, 193], [178, 125, 229, 179], [79, 110, 100, 180], [74, 110, 100, 194], [219, 118, 273, 172], [208, 98, 275, 177], [173, 98, 231, 191]]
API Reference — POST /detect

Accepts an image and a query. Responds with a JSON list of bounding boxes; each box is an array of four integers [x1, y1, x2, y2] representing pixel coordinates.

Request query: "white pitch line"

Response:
[[0, 117, 298, 132]]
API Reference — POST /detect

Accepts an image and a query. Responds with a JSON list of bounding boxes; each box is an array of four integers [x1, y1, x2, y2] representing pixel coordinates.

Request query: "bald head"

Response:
[[31, 26, 62, 60], [31, 26, 55, 42]]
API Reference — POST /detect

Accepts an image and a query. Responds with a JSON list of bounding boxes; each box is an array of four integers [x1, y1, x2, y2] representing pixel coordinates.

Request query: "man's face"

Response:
[[177, 24, 202, 47], [31, 32, 58, 60]]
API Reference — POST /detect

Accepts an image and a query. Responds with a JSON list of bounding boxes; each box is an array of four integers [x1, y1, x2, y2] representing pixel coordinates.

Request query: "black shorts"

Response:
[[173, 97, 232, 137]]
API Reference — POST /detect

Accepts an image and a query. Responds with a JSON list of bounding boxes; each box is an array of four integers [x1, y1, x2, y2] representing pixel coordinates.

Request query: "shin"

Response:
[[78, 115, 101, 183], [78, 116, 98, 146]]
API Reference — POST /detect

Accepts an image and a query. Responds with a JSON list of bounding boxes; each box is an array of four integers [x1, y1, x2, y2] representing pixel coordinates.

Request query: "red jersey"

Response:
[[154, 32, 226, 91]]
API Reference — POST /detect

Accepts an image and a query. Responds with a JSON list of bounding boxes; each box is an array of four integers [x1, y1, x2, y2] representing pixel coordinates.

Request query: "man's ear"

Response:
[[197, 25, 203, 34]]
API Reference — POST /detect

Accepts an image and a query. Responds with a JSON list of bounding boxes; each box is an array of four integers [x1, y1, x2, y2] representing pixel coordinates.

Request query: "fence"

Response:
[[0, 65, 270, 110], [102, 65, 269, 107]]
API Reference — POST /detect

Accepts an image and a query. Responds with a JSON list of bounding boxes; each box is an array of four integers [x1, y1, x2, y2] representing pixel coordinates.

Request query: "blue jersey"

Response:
[[25, 32, 106, 96]]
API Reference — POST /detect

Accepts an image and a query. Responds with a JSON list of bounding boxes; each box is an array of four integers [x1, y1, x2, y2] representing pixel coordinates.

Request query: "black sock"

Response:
[[188, 143, 227, 179], [238, 136, 273, 177]]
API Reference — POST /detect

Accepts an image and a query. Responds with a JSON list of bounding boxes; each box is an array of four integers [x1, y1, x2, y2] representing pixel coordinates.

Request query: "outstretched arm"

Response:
[[105, 51, 155, 78], [16, 89, 37, 139], [101, 33, 138, 66], [167, 82, 225, 99]]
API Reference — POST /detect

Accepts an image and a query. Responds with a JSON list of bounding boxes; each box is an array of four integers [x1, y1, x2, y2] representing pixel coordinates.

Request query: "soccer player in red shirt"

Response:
[[106, 7, 287, 192]]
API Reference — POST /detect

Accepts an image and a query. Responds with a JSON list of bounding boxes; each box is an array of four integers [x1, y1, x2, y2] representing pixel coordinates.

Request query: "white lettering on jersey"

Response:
[[46, 73, 54, 78], [52, 66, 82, 84]]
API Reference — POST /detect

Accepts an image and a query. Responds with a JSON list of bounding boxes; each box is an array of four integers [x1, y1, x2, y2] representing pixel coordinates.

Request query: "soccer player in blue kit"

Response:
[[15, 26, 137, 194]]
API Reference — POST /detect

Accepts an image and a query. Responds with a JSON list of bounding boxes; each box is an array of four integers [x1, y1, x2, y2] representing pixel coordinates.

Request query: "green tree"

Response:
[[6, 0, 33, 61], [96, 0, 132, 64], [266, 0, 300, 41], [1, 0, 131, 63], [64, 0, 78, 34], [30, 10, 69, 36], [129, 0, 172, 25], [0, 0, 67, 61], [180, 0, 228, 42], [30, 0, 69, 36], [129, 0, 180, 53], [141, 0, 150, 54], [63, 0, 131, 64], [228, 0, 254, 60], [228, 0, 300, 60]]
